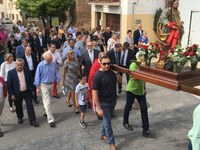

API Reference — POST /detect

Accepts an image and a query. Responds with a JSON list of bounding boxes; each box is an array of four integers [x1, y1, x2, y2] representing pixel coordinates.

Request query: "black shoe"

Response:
[[18, 119, 23, 124], [75, 111, 80, 114], [112, 114, 115, 118], [33, 99, 39, 104], [0, 131, 3, 137], [53, 95, 60, 99], [143, 129, 151, 137], [123, 123, 133, 131], [30, 121, 39, 127], [43, 112, 47, 117], [118, 89, 122, 94], [49, 122, 55, 128]]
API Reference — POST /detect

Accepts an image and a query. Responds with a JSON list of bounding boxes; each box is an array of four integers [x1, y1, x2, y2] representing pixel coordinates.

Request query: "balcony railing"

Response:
[[88, 0, 120, 6]]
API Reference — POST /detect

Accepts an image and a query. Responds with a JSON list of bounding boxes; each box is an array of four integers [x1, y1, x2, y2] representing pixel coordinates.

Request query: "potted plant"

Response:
[[166, 45, 188, 73], [184, 44, 200, 71], [138, 41, 160, 66]]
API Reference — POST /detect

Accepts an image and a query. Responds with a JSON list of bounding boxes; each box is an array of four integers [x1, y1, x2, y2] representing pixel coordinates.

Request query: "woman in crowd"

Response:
[[124, 30, 134, 48], [107, 33, 120, 51], [62, 49, 80, 113], [0, 53, 16, 82], [14, 29, 22, 43], [138, 31, 148, 44], [92, 36, 101, 52], [7, 35, 18, 61]]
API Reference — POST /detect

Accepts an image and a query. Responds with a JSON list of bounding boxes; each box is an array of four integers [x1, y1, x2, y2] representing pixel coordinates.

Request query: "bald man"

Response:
[[34, 52, 60, 127]]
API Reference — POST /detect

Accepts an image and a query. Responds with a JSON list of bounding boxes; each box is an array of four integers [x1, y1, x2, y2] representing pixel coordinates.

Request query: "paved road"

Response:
[[0, 80, 199, 150]]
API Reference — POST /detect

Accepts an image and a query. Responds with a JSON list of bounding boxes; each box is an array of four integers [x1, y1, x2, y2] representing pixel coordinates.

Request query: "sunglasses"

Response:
[[102, 62, 111, 66]]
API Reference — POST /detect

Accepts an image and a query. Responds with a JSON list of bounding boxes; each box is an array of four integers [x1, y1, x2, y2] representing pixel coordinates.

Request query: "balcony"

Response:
[[88, 0, 120, 6]]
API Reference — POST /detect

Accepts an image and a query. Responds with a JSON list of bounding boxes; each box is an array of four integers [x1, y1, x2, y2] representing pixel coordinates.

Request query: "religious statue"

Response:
[[156, 0, 184, 61]]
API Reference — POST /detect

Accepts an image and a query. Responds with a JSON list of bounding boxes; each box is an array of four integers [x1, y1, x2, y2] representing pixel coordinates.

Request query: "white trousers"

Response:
[[0, 99, 5, 132], [40, 83, 54, 123]]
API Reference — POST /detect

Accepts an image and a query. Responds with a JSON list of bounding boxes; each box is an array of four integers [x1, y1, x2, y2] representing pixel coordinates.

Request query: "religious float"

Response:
[[112, 0, 200, 96]]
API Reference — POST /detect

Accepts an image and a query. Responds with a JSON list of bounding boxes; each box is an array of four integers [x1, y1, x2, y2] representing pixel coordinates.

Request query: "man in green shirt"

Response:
[[188, 104, 200, 150], [123, 51, 151, 137]]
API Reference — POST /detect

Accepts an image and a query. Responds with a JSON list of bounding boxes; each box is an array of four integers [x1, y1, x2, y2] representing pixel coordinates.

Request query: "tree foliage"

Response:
[[153, 8, 163, 33], [16, 0, 75, 18]]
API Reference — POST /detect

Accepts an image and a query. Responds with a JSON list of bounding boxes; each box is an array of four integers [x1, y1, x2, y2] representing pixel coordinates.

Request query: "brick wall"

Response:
[[75, 0, 91, 30]]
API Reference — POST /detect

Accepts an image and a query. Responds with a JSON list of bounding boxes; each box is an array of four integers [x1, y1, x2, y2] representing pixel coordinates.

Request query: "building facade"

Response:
[[6, 0, 22, 23], [179, 0, 200, 46], [0, 0, 7, 19], [88, 0, 165, 42], [0, 0, 22, 23]]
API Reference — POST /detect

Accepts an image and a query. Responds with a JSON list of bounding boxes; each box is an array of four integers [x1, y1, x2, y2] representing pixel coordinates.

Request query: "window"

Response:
[[1, 12, 4, 18], [12, 14, 14, 20], [16, 14, 18, 21], [0, 0, 3, 4], [106, 14, 120, 32]]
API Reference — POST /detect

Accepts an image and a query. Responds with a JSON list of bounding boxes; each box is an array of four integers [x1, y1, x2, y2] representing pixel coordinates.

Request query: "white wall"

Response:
[[179, 0, 200, 46], [126, 0, 165, 14]]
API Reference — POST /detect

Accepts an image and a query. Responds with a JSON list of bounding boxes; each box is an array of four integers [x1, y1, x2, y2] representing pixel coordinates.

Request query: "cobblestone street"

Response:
[[0, 80, 199, 150]]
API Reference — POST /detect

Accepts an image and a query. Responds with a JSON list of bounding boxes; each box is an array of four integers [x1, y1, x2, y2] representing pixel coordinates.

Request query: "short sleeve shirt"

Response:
[[75, 83, 89, 105], [126, 62, 145, 95], [92, 70, 117, 103]]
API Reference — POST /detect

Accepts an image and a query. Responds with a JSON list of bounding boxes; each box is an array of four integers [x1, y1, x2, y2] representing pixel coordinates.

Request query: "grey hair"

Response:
[[16, 58, 24, 63]]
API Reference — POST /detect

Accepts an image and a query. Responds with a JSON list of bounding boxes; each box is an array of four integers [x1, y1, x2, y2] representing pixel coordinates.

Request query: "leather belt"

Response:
[[42, 82, 53, 85]]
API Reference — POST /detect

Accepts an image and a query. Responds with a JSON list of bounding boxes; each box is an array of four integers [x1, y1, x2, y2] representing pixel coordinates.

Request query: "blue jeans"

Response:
[[123, 91, 149, 130], [188, 140, 192, 150], [100, 101, 116, 144]]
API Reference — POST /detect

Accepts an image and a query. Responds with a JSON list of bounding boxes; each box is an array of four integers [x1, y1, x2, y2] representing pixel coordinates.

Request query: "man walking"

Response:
[[48, 43, 62, 99], [21, 46, 39, 104], [7, 58, 39, 127], [34, 52, 60, 127], [92, 56, 117, 150]]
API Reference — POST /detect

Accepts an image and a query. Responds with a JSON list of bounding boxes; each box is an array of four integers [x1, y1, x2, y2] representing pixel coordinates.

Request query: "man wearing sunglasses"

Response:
[[92, 56, 117, 150]]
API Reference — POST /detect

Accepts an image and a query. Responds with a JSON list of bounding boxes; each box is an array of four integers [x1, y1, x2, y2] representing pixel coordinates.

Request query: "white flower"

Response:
[[174, 52, 178, 56]]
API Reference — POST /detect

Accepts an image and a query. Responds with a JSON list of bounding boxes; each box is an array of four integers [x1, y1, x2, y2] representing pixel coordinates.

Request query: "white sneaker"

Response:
[[79, 121, 86, 129]]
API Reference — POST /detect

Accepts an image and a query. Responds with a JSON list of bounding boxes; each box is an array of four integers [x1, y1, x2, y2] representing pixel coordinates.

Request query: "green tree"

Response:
[[16, 0, 75, 27], [153, 8, 163, 33]]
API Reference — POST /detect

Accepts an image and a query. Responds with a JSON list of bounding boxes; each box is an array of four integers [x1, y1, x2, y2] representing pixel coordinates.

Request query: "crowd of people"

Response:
[[0, 20, 151, 150], [3, 19, 194, 150]]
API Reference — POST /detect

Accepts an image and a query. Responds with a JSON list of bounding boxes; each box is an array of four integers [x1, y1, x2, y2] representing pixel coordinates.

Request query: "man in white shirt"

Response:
[[48, 43, 62, 99], [18, 21, 25, 33], [21, 46, 39, 104], [7, 58, 39, 127]]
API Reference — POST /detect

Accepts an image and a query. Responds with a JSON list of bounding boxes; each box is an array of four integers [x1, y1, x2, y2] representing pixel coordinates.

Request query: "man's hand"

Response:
[[82, 65, 85, 70], [10, 107, 15, 113], [11, 95, 16, 101], [97, 108, 104, 116], [36, 87, 40, 93]]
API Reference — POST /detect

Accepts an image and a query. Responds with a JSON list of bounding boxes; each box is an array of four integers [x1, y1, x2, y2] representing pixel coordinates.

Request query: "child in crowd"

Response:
[[75, 74, 90, 129]]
